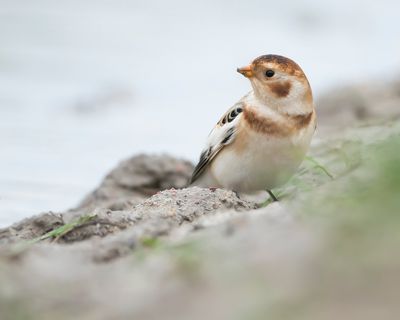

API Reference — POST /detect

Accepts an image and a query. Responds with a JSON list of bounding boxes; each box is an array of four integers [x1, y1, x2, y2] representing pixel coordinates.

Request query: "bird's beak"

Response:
[[237, 65, 253, 78]]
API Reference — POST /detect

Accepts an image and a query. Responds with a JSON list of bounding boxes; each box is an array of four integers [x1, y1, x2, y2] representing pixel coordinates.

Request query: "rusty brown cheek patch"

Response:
[[267, 81, 292, 98], [243, 108, 314, 136]]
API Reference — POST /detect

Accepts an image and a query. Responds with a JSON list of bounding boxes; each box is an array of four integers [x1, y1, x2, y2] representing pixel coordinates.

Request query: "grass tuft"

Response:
[[27, 213, 98, 244]]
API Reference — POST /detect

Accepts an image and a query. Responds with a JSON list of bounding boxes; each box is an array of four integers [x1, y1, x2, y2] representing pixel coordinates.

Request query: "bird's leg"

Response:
[[267, 190, 278, 202], [258, 190, 279, 207]]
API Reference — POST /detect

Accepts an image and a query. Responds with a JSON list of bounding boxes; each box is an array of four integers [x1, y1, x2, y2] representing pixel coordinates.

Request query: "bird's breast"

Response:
[[211, 112, 316, 192]]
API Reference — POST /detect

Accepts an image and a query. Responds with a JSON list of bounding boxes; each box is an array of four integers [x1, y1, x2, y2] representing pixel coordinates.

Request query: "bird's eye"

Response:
[[265, 70, 275, 78]]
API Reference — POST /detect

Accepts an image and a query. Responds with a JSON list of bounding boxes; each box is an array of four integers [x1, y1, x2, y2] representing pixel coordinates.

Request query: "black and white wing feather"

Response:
[[190, 103, 244, 184]]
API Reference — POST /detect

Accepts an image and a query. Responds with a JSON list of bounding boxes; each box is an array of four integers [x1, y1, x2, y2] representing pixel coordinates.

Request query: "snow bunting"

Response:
[[190, 54, 316, 200]]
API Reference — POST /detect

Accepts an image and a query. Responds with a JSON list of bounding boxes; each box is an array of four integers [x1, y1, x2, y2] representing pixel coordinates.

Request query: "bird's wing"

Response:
[[190, 103, 244, 184]]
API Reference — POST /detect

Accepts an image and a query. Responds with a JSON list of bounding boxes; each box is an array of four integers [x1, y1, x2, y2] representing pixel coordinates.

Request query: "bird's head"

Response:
[[237, 54, 313, 113]]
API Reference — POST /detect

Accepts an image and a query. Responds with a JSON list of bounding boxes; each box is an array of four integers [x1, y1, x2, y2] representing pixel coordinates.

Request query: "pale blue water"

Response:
[[0, 0, 399, 226]]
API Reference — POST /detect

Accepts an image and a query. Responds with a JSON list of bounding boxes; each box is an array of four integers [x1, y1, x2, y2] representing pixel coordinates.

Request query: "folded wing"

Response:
[[190, 103, 244, 184]]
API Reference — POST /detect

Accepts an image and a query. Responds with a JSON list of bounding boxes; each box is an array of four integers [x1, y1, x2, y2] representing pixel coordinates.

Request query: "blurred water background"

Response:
[[0, 0, 399, 227]]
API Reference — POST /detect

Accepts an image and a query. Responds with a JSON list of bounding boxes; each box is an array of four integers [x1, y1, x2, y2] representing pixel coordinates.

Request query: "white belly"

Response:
[[210, 126, 314, 192]]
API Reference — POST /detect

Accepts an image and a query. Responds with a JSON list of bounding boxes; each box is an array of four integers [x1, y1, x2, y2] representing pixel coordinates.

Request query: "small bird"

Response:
[[190, 54, 316, 201]]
